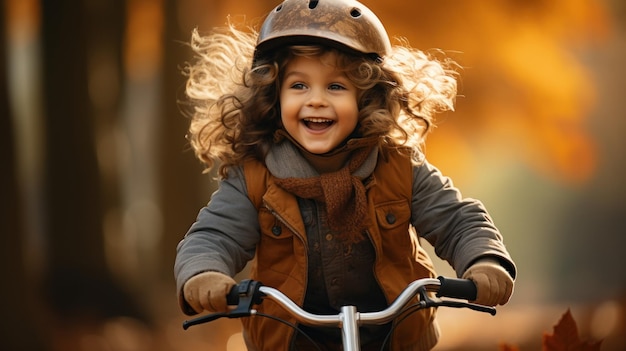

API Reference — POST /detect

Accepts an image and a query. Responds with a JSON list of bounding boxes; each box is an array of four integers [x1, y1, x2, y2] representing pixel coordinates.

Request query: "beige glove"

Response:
[[462, 257, 514, 306], [183, 271, 237, 313]]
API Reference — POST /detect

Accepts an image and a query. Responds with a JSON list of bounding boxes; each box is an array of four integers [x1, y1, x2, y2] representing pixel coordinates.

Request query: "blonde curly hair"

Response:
[[183, 24, 458, 177]]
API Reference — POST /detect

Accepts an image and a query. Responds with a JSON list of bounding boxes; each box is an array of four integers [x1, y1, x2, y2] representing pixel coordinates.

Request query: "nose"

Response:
[[306, 88, 328, 108]]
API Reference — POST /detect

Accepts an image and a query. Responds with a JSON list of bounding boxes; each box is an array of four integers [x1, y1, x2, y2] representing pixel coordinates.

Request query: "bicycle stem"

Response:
[[341, 305, 360, 351]]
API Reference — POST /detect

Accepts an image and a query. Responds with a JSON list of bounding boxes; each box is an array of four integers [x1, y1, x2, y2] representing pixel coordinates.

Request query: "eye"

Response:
[[290, 82, 307, 90], [328, 83, 346, 91]]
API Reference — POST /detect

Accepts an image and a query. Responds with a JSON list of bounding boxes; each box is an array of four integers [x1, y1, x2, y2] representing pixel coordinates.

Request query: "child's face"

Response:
[[279, 52, 359, 154]]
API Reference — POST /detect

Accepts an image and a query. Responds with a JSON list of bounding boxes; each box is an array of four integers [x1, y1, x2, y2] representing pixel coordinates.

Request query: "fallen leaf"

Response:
[[499, 343, 520, 351], [542, 309, 603, 351]]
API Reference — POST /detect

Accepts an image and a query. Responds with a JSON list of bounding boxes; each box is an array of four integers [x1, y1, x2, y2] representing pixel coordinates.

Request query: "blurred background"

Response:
[[1, 0, 625, 350]]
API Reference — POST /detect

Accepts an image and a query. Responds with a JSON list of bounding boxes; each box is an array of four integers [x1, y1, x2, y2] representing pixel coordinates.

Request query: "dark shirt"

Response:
[[295, 198, 391, 349]]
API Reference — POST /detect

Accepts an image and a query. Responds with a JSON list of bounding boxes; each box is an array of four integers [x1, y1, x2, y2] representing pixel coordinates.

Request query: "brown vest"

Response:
[[241, 147, 438, 351]]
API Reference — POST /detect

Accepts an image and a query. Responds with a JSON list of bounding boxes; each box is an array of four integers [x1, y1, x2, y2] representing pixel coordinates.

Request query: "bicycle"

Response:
[[182, 276, 497, 351]]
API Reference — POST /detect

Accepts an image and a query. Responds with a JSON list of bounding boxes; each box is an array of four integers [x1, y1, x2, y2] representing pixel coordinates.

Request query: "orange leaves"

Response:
[[543, 309, 602, 351], [500, 309, 603, 351], [499, 344, 520, 351], [368, 0, 613, 186]]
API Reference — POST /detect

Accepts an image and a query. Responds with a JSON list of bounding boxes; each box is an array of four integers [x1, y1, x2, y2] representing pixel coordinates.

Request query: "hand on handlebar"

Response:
[[182, 276, 497, 333], [462, 258, 514, 306], [183, 271, 237, 313]]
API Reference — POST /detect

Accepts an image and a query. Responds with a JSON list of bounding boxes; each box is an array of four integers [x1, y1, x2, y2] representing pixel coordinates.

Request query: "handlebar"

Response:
[[182, 276, 495, 330], [435, 276, 477, 300]]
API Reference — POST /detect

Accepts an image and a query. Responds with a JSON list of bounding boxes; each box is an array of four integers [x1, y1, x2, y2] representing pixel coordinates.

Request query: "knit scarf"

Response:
[[273, 132, 378, 244]]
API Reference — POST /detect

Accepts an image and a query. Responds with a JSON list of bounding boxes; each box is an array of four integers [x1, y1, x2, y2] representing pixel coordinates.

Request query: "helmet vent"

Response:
[[350, 8, 362, 18], [275, 4, 283, 12], [308, 0, 319, 9]]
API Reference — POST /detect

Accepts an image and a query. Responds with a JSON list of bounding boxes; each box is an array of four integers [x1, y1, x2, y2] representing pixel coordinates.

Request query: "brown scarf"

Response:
[[274, 133, 377, 244]]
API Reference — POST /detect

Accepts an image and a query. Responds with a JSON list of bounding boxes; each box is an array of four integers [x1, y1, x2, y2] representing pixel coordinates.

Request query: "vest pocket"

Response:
[[374, 200, 415, 260], [256, 208, 298, 282], [375, 200, 411, 231], [259, 207, 293, 238]]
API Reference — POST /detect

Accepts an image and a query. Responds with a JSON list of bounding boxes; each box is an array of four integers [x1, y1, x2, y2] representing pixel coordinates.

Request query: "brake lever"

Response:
[[183, 312, 228, 330], [182, 279, 265, 330], [463, 302, 496, 315], [420, 287, 497, 316]]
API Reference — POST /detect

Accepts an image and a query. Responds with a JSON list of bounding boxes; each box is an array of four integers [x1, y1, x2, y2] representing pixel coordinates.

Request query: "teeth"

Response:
[[304, 118, 333, 123]]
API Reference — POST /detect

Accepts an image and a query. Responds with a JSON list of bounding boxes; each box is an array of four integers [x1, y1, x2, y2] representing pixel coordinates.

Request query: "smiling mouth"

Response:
[[303, 117, 334, 130]]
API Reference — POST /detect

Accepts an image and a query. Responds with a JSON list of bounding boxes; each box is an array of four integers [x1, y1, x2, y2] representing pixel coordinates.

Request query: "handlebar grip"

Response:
[[226, 279, 264, 306], [226, 286, 240, 305], [436, 276, 477, 301]]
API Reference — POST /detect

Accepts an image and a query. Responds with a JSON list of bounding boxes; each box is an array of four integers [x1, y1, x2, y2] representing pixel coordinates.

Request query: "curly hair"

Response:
[[184, 24, 458, 178]]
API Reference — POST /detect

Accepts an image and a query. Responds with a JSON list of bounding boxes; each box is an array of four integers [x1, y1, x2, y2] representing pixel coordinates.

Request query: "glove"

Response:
[[183, 271, 237, 313], [462, 257, 514, 306]]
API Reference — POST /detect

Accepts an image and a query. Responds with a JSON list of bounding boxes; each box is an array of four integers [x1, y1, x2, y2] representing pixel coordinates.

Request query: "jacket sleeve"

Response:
[[174, 166, 259, 313], [410, 160, 516, 279]]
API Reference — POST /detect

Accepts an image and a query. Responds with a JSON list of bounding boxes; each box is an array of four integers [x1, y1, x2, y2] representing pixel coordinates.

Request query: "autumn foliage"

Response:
[[500, 309, 603, 351]]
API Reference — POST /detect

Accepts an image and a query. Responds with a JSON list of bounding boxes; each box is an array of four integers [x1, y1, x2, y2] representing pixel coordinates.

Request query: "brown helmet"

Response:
[[255, 0, 391, 62]]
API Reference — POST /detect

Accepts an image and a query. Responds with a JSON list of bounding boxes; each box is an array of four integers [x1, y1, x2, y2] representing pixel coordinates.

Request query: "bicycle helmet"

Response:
[[254, 0, 391, 63]]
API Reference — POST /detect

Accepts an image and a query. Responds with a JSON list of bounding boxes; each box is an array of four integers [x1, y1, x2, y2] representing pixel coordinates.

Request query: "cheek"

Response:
[[279, 92, 293, 117], [279, 102, 291, 123], [279, 102, 300, 130], [340, 101, 359, 125]]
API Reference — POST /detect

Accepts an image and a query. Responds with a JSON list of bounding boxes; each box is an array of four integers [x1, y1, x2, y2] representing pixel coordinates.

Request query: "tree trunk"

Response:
[[0, 2, 46, 349], [158, 0, 214, 286], [39, 0, 143, 340]]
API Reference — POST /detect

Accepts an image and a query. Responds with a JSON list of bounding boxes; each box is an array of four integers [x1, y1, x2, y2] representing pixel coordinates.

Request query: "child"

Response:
[[174, 0, 516, 350]]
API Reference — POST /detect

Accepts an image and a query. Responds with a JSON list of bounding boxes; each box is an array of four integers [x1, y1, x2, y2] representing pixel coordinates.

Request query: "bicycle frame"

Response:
[[183, 277, 496, 351]]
